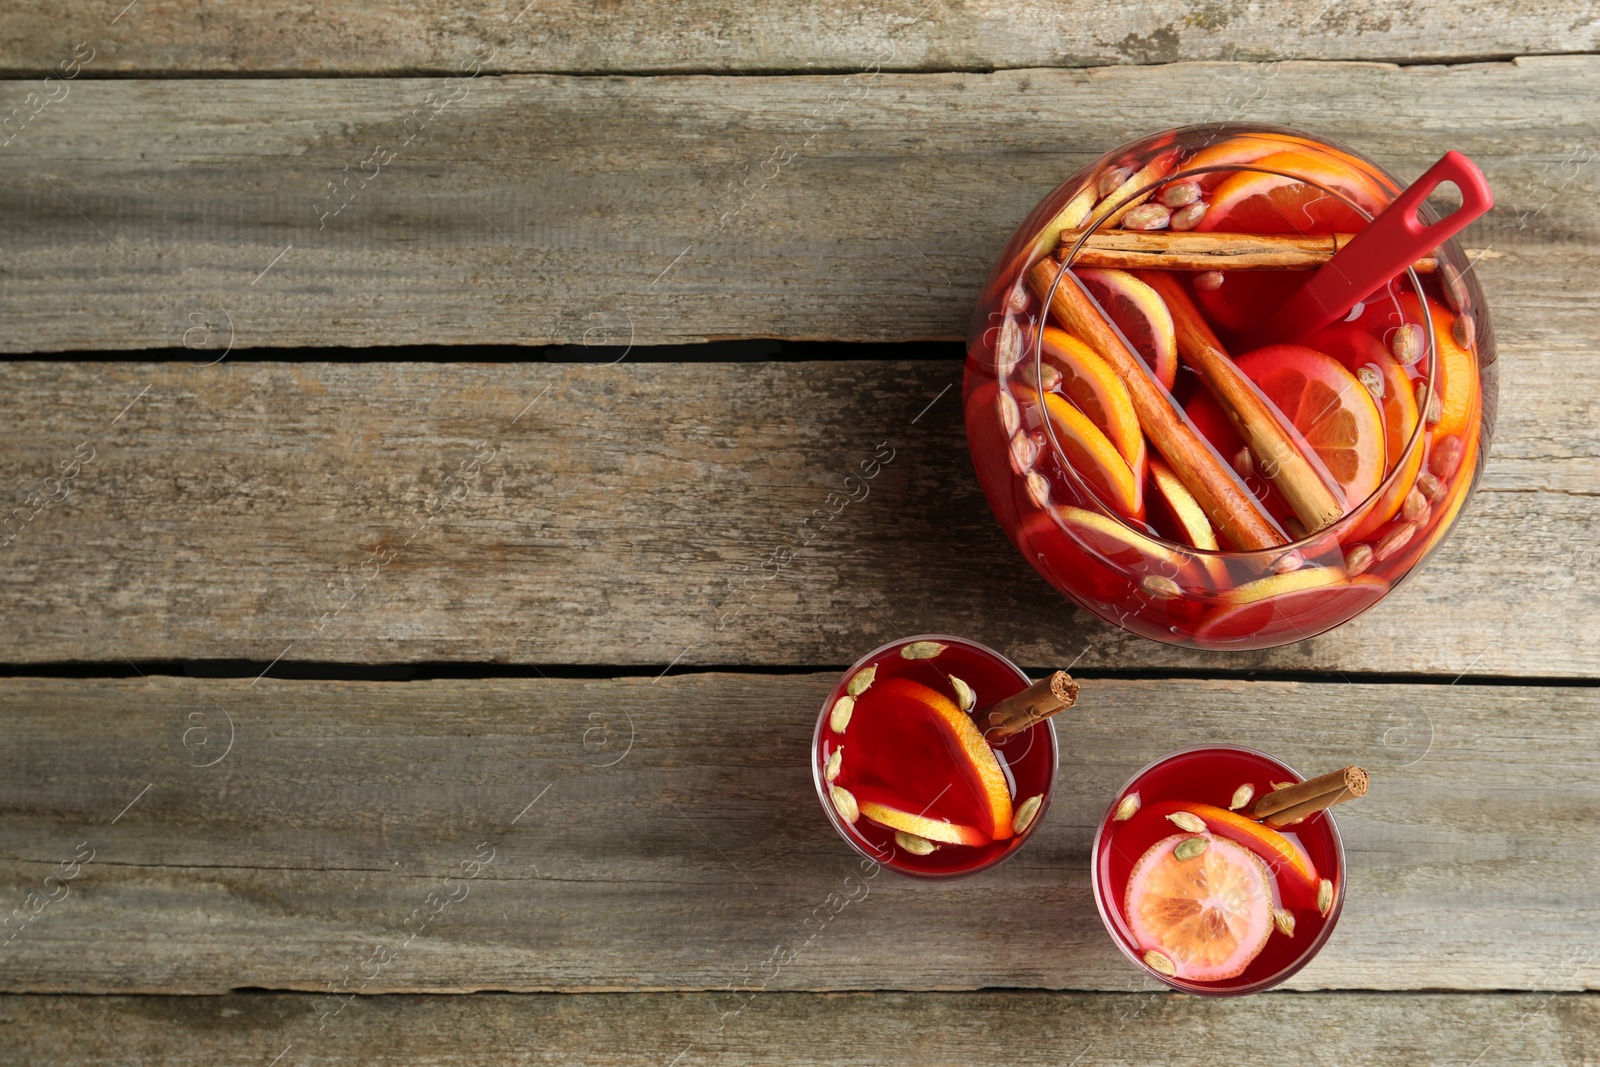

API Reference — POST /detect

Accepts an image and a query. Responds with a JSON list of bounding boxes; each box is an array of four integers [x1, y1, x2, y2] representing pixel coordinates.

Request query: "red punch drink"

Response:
[[1092, 746, 1349, 994], [812, 636, 1058, 877], [965, 124, 1493, 649]]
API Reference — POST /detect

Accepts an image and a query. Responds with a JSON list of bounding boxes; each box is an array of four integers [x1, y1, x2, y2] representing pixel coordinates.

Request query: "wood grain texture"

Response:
[[1, 675, 1596, 994], [2, 991, 1597, 1065], [0, 360, 1593, 675], [0, 58, 1596, 353], [3, 1, 1599, 75]]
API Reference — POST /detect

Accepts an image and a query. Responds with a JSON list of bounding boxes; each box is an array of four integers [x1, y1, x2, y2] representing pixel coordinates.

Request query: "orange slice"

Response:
[[1037, 390, 1145, 519], [1126, 834, 1274, 982], [1400, 293, 1479, 442], [1143, 800, 1317, 890], [858, 800, 990, 847], [1038, 326, 1145, 468], [1181, 135, 1315, 190], [874, 677, 1013, 841], [1306, 324, 1424, 540], [1198, 150, 1386, 236], [1411, 399, 1481, 562], [1196, 570, 1388, 646], [1233, 345, 1386, 510], [1146, 456, 1218, 551], [1054, 505, 1187, 575], [1075, 268, 1178, 391]]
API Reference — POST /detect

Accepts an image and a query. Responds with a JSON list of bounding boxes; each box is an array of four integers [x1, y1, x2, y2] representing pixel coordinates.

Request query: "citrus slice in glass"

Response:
[[1305, 324, 1424, 540], [1037, 390, 1145, 519], [1197, 150, 1385, 236], [1146, 456, 1219, 551], [849, 676, 1014, 842], [1125, 833, 1275, 982], [1075, 268, 1178, 391], [857, 800, 990, 847], [1039, 326, 1145, 468], [1401, 293, 1478, 442], [1053, 505, 1187, 575], [1233, 345, 1386, 509], [1142, 801, 1317, 891], [1195, 570, 1388, 645]]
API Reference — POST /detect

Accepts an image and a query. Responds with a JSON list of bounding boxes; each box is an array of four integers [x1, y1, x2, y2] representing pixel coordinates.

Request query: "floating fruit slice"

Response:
[[1037, 391, 1145, 519], [1197, 150, 1386, 236], [1054, 505, 1190, 578], [1075, 268, 1178, 391], [1410, 401, 1481, 563], [1233, 345, 1386, 510], [1196, 570, 1388, 646], [1125, 833, 1274, 982], [871, 676, 1013, 841], [1179, 135, 1297, 190], [1178, 135, 1381, 192], [1146, 456, 1218, 551], [1038, 326, 1146, 468], [1306, 323, 1424, 541], [1400, 293, 1478, 442], [1142, 801, 1317, 890], [858, 800, 990, 847]]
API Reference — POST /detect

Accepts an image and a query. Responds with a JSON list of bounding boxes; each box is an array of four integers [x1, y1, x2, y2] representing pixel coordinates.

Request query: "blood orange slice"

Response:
[[1233, 345, 1386, 510], [1039, 327, 1145, 468], [1197, 150, 1386, 236], [1076, 268, 1178, 391], [1125, 834, 1274, 982], [1038, 390, 1145, 519]]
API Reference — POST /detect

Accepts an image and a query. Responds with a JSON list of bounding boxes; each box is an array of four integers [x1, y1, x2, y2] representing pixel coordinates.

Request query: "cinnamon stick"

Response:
[[1251, 766, 1369, 827], [1138, 271, 1347, 534], [1027, 259, 1284, 551], [974, 670, 1078, 741], [1058, 230, 1442, 273]]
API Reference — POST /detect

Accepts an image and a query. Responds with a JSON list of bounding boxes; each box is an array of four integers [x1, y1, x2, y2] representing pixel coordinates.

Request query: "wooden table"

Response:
[[3, 4, 1598, 1063]]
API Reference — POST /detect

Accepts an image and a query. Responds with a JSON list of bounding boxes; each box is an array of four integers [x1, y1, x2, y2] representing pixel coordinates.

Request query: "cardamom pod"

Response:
[[1012, 795, 1044, 835], [829, 694, 855, 734], [1166, 811, 1205, 834], [830, 785, 859, 824], [895, 830, 936, 855], [1143, 949, 1177, 977]]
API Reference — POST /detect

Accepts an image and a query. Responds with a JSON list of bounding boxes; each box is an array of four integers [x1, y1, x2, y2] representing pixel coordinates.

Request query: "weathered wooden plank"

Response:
[[0, 360, 1593, 676], [3, 1, 1598, 75], [2, 991, 1597, 1065], [0, 58, 1595, 352], [1, 676, 1595, 994]]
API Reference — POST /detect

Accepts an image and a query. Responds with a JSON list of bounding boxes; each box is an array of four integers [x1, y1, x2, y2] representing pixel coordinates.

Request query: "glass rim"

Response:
[[1028, 157, 1448, 561], [1088, 742, 1348, 996], [809, 633, 1060, 880]]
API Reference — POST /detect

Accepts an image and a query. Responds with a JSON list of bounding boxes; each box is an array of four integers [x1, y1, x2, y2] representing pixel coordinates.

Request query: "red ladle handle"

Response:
[[1263, 150, 1493, 341]]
